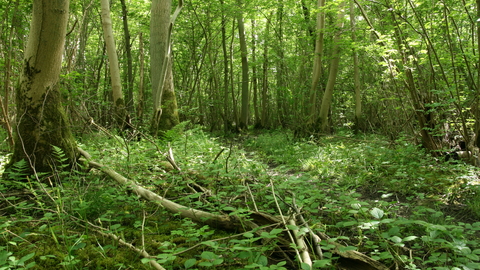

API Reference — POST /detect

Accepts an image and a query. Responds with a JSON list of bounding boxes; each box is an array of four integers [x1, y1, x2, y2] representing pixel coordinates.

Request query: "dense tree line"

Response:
[[0, 0, 479, 170]]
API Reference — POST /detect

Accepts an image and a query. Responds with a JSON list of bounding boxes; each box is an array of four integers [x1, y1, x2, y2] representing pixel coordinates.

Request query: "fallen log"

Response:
[[78, 147, 390, 270]]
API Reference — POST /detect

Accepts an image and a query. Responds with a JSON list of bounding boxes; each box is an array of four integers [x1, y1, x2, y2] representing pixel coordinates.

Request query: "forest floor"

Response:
[[1, 124, 480, 269]]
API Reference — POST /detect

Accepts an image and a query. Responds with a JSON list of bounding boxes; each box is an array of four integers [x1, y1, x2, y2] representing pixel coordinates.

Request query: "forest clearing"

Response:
[[2, 0, 480, 269]]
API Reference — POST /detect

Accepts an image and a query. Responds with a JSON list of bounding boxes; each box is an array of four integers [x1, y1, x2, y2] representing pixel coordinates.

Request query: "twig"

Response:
[[269, 178, 302, 264], [288, 218, 312, 267], [212, 148, 225, 163], [246, 182, 258, 212], [290, 196, 323, 259], [69, 215, 165, 270]]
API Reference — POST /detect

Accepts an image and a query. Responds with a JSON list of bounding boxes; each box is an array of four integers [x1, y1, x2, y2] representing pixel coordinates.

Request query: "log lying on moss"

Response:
[[78, 147, 261, 231], [78, 147, 389, 270]]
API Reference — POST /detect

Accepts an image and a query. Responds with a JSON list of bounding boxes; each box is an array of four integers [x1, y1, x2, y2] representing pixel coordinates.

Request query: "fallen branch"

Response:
[[78, 147, 261, 231], [78, 147, 390, 270]]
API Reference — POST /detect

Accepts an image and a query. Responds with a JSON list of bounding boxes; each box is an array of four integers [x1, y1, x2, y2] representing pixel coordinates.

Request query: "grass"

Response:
[[1, 126, 480, 269]]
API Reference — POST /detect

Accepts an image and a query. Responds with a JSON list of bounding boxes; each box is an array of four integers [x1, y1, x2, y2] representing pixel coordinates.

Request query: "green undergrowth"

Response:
[[1, 125, 480, 269]]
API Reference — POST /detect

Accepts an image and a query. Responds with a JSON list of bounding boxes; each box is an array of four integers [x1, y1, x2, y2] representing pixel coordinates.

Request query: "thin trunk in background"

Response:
[[100, 0, 126, 126], [220, 0, 230, 133], [1, 0, 20, 148], [474, 0, 480, 148], [276, 0, 286, 125], [252, 19, 260, 128], [261, 14, 272, 128], [318, 2, 346, 133], [350, 0, 363, 131], [120, 0, 134, 114], [137, 32, 145, 121], [307, 0, 325, 129], [237, 1, 250, 130]]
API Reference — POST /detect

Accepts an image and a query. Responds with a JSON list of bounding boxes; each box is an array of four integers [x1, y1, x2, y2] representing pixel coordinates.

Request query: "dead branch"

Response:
[[78, 147, 390, 270]]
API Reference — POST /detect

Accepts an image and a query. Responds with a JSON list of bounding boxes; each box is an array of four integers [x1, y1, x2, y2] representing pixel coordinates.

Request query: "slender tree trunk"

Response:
[[237, 3, 250, 130], [120, 0, 134, 115], [350, 0, 363, 131], [318, 2, 346, 133], [252, 19, 260, 128], [276, 0, 286, 125], [307, 0, 325, 128], [474, 0, 480, 148], [6, 0, 78, 175], [261, 14, 272, 128], [220, 0, 230, 133], [137, 32, 145, 121], [1, 0, 19, 148], [100, 0, 126, 127]]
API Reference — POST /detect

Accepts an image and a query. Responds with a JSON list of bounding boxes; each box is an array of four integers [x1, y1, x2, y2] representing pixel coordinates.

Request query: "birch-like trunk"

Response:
[[100, 0, 126, 126]]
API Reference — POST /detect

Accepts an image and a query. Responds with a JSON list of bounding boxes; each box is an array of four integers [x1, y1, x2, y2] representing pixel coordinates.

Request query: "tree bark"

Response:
[[307, 0, 325, 128], [237, 6, 250, 130], [6, 0, 78, 174], [318, 2, 346, 133], [120, 0, 134, 115], [150, 0, 182, 134], [137, 32, 145, 121], [350, 0, 363, 132], [100, 0, 126, 127], [474, 0, 480, 148]]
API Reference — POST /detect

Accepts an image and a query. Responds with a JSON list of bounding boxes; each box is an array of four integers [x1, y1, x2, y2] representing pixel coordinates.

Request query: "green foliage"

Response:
[[2, 128, 480, 269]]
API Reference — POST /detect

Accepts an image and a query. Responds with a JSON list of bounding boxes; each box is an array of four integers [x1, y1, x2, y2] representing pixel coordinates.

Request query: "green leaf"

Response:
[[370, 208, 384, 219], [339, 246, 357, 252], [270, 228, 283, 235], [301, 262, 311, 270], [287, 224, 299, 230], [201, 251, 216, 260], [257, 255, 268, 266], [466, 253, 480, 261], [403, 236, 418, 242], [389, 236, 402, 243], [342, 221, 357, 227], [243, 232, 254, 238], [184, 258, 196, 269]]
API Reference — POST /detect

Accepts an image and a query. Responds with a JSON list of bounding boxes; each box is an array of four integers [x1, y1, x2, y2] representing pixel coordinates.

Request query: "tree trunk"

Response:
[[150, 0, 182, 134], [137, 32, 145, 122], [261, 14, 272, 128], [237, 3, 250, 130], [6, 0, 78, 175], [252, 19, 261, 128], [220, 0, 230, 133], [100, 0, 126, 127], [318, 2, 346, 133], [120, 0, 134, 115], [307, 0, 325, 128], [350, 0, 363, 132], [474, 0, 480, 148]]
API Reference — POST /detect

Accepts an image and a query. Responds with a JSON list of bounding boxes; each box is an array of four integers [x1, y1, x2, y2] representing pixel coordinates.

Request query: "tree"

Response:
[[318, 1, 346, 133], [237, 1, 250, 130], [307, 0, 325, 130], [150, 0, 182, 134], [6, 0, 78, 174], [100, 0, 126, 127], [350, 0, 363, 131]]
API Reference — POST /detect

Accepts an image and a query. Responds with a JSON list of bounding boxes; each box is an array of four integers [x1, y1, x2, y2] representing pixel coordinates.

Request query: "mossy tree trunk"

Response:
[[150, 0, 182, 134], [6, 0, 78, 174]]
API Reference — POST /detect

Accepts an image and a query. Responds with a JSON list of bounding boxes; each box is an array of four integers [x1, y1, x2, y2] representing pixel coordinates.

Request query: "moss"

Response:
[[5, 83, 78, 177]]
